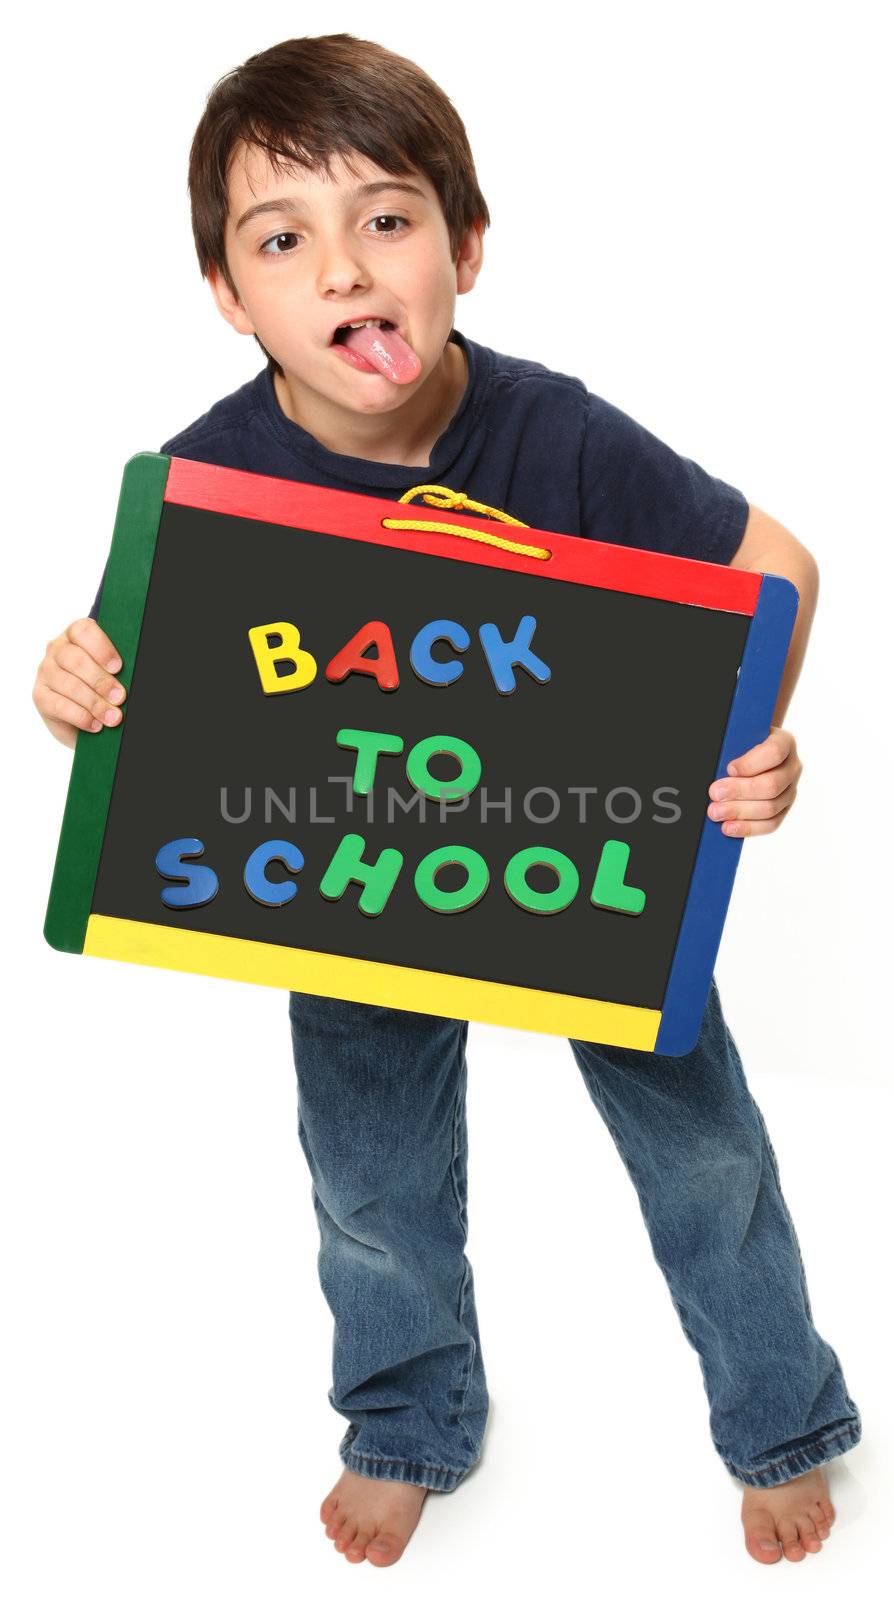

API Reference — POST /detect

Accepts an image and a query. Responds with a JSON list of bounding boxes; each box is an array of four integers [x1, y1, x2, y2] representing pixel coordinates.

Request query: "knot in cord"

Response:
[[379, 483, 552, 562]]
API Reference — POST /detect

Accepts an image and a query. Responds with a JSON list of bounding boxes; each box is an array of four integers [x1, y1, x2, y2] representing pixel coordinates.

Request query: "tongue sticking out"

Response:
[[340, 323, 422, 384]]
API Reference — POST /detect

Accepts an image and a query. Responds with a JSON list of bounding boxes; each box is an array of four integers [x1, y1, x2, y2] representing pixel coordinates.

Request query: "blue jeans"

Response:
[[287, 975, 861, 1491]]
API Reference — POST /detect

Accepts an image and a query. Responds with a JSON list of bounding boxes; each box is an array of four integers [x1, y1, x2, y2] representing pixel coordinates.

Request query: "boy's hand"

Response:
[[706, 726, 802, 838], [33, 618, 126, 750]]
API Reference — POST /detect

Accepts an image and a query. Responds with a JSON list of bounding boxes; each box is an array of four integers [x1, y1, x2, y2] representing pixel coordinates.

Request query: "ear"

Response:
[[207, 264, 257, 337], [455, 221, 484, 298]]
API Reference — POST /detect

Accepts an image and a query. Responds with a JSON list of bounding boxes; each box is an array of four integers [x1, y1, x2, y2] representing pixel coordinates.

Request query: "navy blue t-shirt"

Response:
[[88, 328, 748, 620]]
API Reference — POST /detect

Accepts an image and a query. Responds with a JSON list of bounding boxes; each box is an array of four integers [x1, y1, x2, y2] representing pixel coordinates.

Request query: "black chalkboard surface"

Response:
[[44, 454, 797, 1054]]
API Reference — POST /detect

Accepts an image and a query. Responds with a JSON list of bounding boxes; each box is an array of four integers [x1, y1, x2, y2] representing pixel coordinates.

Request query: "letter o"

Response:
[[415, 846, 489, 913], [504, 846, 579, 914], [523, 786, 560, 824], [605, 786, 642, 824], [405, 734, 481, 802]]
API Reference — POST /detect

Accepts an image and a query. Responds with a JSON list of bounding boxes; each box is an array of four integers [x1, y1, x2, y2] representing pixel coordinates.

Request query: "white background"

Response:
[[4, 0, 891, 1592]]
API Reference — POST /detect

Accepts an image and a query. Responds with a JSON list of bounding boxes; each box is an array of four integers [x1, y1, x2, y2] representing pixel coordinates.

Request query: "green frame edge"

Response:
[[43, 453, 171, 952]]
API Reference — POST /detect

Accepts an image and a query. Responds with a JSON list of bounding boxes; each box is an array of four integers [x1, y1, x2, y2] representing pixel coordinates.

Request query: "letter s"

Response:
[[155, 837, 219, 908]]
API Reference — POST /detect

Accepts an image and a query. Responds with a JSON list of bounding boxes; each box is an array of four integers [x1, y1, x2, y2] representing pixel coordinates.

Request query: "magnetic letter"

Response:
[[405, 734, 481, 802], [504, 846, 579, 914], [336, 728, 405, 795], [243, 839, 305, 906], [415, 846, 490, 913], [478, 615, 551, 694], [247, 622, 317, 695], [155, 837, 219, 909], [325, 620, 400, 692], [410, 619, 470, 686], [319, 833, 403, 916], [590, 840, 646, 915]]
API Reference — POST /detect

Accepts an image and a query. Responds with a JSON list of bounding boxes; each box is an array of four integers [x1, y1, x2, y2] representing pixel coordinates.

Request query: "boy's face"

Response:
[[211, 141, 481, 427]]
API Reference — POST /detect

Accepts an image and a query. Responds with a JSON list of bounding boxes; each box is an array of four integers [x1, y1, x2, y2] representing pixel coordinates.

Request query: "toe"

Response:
[[334, 1519, 359, 1553], [742, 1511, 782, 1563], [345, 1527, 374, 1563], [819, 1496, 836, 1526], [797, 1514, 822, 1553], [778, 1517, 805, 1561], [366, 1533, 405, 1567], [325, 1511, 345, 1541], [320, 1491, 339, 1523]]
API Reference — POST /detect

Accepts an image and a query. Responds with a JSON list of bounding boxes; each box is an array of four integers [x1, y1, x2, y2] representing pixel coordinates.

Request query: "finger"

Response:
[[725, 729, 794, 778], [708, 782, 798, 822], [53, 640, 126, 705], [39, 661, 123, 726], [721, 817, 786, 837], [65, 616, 123, 673], [710, 760, 800, 803], [36, 685, 105, 733]]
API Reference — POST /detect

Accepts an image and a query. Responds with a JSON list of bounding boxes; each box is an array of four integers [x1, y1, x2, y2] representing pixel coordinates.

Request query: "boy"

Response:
[[33, 33, 861, 1570]]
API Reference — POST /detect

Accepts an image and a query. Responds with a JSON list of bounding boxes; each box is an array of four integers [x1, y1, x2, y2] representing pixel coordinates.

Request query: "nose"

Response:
[[316, 230, 372, 299]]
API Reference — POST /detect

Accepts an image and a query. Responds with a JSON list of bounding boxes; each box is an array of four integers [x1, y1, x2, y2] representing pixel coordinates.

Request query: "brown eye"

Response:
[[260, 232, 299, 255], [367, 215, 409, 237]]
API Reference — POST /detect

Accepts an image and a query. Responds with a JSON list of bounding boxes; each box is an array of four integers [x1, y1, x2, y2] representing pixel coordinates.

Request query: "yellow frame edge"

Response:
[[83, 914, 662, 1049]]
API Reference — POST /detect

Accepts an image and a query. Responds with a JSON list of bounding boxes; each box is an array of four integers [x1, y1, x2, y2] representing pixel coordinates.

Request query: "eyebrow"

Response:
[[234, 180, 428, 234]]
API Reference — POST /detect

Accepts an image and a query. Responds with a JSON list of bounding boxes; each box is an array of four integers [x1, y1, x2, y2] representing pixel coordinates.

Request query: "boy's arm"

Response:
[[701, 503, 817, 838], [730, 503, 820, 727]]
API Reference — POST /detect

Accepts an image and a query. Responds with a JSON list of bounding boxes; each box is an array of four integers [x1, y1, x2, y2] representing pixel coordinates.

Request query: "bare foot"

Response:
[[741, 1464, 836, 1563], [320, 1465, 429, 1566]]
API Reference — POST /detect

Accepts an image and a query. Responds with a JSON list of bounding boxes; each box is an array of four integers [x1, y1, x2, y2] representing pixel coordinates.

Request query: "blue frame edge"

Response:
[[654, 573, 799, 1056]]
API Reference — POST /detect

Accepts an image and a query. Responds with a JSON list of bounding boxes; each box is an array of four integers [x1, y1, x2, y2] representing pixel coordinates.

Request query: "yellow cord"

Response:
[[381, 484, 552, 562]]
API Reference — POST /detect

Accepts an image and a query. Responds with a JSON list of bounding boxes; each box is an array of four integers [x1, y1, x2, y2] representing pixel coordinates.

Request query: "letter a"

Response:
[[325, 620, 400, 692]]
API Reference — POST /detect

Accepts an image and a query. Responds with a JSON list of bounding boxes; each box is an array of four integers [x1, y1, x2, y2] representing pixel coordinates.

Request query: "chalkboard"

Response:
[[44, 454, 797, 1054]]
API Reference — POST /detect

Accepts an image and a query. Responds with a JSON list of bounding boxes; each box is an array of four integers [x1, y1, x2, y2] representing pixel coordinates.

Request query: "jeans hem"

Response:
[[339, 1442, 472, 1493], [721, 1417, 862, 1488]]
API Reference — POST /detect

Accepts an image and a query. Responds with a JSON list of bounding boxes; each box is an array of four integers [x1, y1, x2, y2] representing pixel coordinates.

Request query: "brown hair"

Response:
[[187, 33, 491, 375]]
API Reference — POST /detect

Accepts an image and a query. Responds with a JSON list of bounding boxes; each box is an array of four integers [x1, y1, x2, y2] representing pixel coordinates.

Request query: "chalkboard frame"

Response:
[[44, 453, 797, 1055]]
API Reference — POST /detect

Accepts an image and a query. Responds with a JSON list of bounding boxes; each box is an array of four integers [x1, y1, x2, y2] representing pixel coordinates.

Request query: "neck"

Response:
[[273, 336, 467, 469]]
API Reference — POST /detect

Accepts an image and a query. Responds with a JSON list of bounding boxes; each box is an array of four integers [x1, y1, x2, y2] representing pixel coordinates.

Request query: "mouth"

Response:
[[329, 317, 398, 345]]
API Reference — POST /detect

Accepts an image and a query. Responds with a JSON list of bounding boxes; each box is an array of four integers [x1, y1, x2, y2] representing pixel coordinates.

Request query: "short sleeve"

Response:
[[579, 392, 749, 566]]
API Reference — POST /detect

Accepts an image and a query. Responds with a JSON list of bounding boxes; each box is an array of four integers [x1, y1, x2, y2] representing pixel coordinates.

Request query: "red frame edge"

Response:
[[164, 455, 760, 616]]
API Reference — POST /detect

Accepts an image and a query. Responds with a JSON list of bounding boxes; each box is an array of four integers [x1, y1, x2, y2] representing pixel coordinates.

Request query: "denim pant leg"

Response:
[[568, 976, 862, 1488], [288, 990, 489, 1493]]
